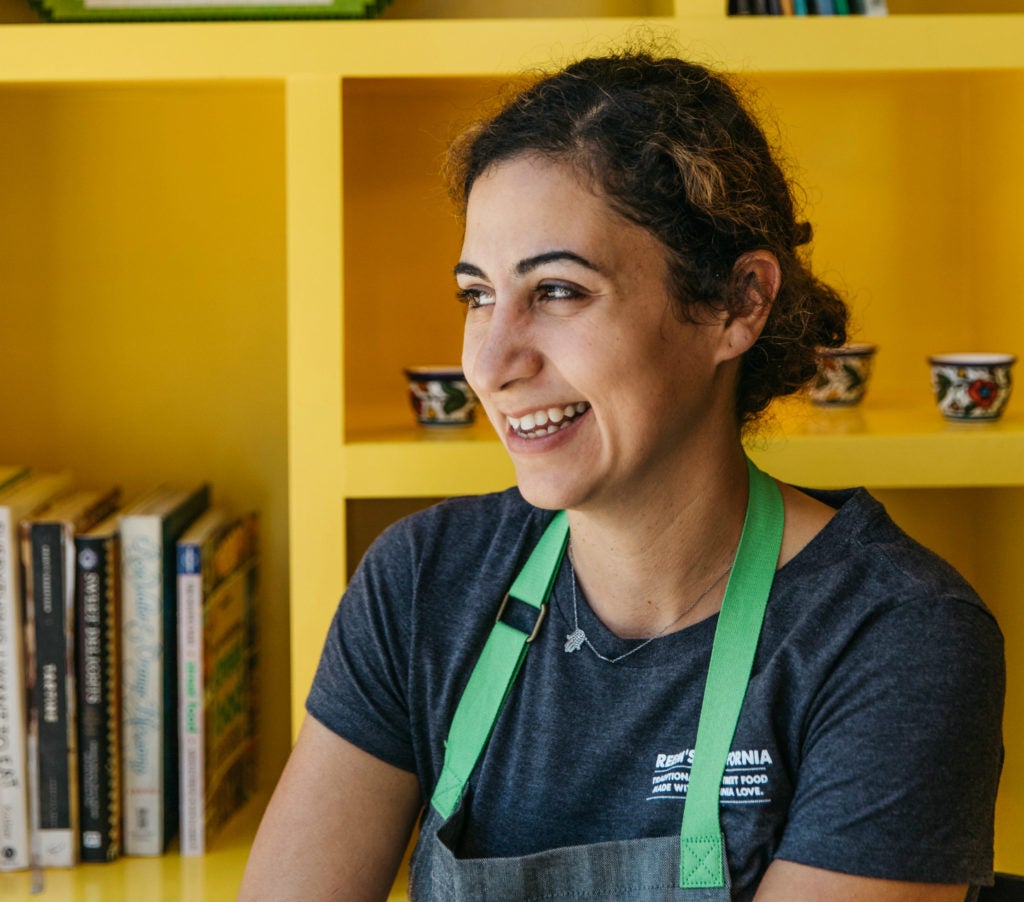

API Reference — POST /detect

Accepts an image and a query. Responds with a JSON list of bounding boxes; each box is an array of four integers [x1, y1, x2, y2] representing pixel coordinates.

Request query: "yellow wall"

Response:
[[0, 82, 292, 787]]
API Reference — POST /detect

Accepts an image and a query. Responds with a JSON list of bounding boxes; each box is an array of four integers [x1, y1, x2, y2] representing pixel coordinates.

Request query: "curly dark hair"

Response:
[[446, 51, 848, 426]]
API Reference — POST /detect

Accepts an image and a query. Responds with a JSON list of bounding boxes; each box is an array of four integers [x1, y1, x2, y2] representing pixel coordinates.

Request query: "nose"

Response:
[[463, 301, 542, 396]]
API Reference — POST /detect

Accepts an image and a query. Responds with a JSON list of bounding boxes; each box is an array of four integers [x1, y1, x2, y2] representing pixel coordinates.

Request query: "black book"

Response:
[[75, 513, 121, 862], [23, 488, 119, 867]]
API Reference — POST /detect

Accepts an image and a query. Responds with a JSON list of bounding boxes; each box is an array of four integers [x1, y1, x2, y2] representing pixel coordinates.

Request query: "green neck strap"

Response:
[[431, 509, 569, 819], [678, 457, 783, 888], [430, 459, 783, 892]]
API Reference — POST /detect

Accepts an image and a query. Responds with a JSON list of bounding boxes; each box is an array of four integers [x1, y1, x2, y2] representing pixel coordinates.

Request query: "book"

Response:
[[0, 466, 29, 493], [31, 0, 392, 21], [120, 484, 210, 856], [75, 512, 122, 862], [22, 487, 120, 868], [0, 472, 73, 872], [177, 509, 259, 855]]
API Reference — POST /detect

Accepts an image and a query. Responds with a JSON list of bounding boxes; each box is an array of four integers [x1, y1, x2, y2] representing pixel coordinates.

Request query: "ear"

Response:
[[714, 249, 780, 364]]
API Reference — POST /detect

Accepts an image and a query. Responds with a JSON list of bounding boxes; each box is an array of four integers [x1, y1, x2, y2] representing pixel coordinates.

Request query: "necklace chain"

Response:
[[564, 546, 733, 665]]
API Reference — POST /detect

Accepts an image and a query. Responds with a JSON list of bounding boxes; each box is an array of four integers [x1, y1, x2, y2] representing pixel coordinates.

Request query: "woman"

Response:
[[240, 52, 1004, 901]]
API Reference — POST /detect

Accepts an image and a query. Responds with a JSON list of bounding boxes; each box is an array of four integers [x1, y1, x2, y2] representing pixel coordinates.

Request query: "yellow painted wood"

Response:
[[344, 398, 1024, 496], [5, 16, 1024, 82], [0, 795, 268, 900], [285, 75, 347, 738]]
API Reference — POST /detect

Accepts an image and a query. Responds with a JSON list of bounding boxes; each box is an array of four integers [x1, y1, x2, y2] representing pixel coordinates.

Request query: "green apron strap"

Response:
[[679, 458, 784, 888], [431, 510, 569, 819]]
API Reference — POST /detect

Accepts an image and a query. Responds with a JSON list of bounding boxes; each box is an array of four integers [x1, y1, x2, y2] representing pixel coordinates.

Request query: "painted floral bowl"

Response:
[[403, 366, 478, 427], [807, 343, 877, 407], [928, 353, 1015, 421]]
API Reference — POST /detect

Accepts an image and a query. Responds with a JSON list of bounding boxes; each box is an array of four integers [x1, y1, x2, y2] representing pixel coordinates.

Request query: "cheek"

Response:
[[460, 326, 481, 386]]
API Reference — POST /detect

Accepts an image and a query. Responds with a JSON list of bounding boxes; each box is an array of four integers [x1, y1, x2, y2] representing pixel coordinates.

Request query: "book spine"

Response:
[[159, 485, 210, 851], [204, 556, 258, 846], [28, 523, 78, 867], [177, 540, 204, 856], [75, 533, 121, 862], [0, 506, 30, 871], [120, 517, 165, 855]]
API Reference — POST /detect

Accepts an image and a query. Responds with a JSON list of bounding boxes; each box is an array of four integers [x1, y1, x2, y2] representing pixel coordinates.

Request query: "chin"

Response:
[[513, 468, 586, 512]]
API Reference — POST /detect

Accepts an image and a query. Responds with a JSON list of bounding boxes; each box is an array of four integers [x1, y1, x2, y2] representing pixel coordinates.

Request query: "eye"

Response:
[[456, 287, 494, 309], [538, 282, 584, 302]]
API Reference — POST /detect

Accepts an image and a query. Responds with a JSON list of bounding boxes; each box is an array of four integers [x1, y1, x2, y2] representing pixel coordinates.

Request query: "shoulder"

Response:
[[765, 484, 1004, 716], [762, 489, 1003, 888], [778, 485, 993, 618]]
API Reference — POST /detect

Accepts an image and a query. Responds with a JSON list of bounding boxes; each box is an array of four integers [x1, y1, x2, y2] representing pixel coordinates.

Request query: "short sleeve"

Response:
[[305, 521, 418, 773], [776, 596, 1005, 885]]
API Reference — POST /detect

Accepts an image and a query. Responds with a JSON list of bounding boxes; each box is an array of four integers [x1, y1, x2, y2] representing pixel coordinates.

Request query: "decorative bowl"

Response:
[[403, 366, 478, 427], [928, 353, 1015, 421], [807, 343, 877, 407]]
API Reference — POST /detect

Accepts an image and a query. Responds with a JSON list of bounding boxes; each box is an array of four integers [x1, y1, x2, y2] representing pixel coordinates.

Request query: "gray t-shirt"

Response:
[[307, 486, 1004, 899]]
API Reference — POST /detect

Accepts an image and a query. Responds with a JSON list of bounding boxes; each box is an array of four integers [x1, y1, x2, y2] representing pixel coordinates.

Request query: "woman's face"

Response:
[[458, 154, 741, 513]]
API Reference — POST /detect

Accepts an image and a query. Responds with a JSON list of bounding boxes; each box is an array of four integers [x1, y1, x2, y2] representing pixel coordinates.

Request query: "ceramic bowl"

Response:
[[807, 343, 877, 407], [403, 366, 478, 427], [928, 353, 1015, 421]]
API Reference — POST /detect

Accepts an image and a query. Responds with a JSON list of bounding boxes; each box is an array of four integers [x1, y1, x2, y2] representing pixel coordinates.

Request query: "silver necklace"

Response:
[[564, 546, 733, 664]]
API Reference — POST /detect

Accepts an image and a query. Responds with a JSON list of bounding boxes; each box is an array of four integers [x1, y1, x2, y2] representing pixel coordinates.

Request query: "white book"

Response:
[[120, 484, 209, 856], [0, 472, 73, 872]]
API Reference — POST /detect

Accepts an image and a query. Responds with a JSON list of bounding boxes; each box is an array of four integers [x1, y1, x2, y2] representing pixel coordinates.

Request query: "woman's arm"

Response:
[[756, 860, 968, 901], [238, 715, 422, 902]]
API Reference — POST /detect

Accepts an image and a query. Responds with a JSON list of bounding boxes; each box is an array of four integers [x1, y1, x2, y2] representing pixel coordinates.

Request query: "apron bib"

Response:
[[412, 458, 783, 900]]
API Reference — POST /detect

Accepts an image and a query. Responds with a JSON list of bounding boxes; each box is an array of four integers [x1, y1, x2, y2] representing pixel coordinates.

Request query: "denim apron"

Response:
[[410, 459, 783, 901]]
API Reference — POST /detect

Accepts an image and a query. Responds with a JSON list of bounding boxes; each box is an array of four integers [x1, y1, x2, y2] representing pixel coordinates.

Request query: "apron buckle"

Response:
[[495, 592, 548, 643]]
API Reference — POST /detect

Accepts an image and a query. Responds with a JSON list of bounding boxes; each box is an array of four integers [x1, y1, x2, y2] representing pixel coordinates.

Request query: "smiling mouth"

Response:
[[507, 402, 590, 438]]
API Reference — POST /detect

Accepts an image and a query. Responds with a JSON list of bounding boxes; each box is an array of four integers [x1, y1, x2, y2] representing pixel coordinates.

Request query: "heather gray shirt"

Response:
[[307, 486, 1004, 899]]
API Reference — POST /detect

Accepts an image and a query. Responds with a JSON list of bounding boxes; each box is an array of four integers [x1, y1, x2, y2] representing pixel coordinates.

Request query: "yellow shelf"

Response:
[[343, 397, 1024, 496], [345, 419, 515, 497], [3, 15, 1024, 81], [0, 795, 268, 901], [751, 397, 1024, 488]]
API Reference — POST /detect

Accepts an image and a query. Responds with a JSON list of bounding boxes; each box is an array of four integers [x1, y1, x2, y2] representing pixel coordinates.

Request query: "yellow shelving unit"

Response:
[[1, 1, 1022, 897]]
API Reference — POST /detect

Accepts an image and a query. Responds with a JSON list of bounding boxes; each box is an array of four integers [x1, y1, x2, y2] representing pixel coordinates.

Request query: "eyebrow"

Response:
[[453, 250, 603, 280]]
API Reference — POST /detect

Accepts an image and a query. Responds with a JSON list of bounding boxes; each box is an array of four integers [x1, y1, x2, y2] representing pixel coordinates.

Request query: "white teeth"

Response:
[[508, 402, 590, 438]]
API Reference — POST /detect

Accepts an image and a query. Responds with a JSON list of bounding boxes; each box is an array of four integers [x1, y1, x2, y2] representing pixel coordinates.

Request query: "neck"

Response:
[[565, 446, 750, 639]]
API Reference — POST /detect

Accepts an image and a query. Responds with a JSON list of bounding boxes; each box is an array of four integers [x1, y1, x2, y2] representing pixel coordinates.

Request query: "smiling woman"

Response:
[[240, 51, 1004, 902]]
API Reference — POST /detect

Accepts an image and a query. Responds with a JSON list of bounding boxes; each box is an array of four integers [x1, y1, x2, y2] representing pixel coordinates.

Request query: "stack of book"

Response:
[[31, 0, 390, 21], [0, 468, 260, 873], [729, 0, 887, 13]]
